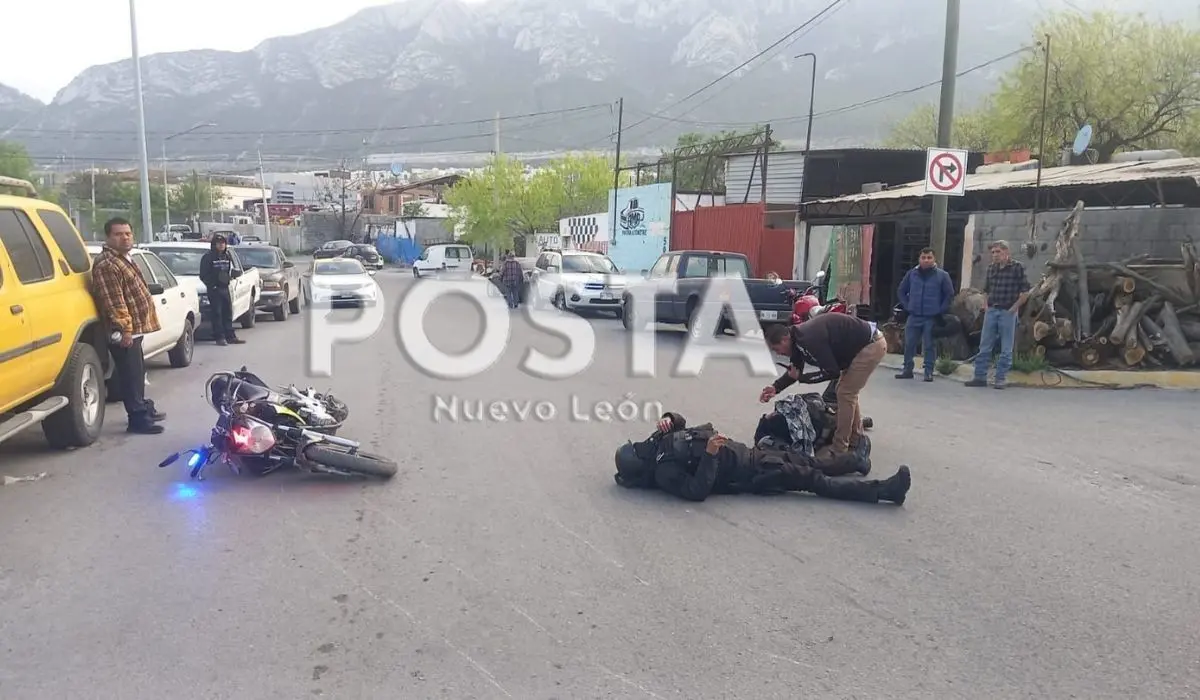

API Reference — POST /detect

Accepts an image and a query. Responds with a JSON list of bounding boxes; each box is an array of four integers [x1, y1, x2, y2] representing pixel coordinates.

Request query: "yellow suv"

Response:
[[0, 176, 108, 449]]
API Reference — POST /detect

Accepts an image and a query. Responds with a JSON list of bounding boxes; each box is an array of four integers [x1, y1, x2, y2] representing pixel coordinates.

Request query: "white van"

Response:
[[412, 243, 474, 279]]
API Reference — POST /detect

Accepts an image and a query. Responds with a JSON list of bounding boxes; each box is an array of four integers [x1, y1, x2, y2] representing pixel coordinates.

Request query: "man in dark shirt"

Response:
[[896, 247, 955, 381], [612, 412, 910, 504], [968, 240, 1031, 389], [199, 234, 245, 346], [762, 314, 887, 459]]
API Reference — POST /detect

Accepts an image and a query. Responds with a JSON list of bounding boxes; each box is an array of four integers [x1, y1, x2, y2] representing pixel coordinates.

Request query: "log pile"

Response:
[[1013, 201, 1200, 370]]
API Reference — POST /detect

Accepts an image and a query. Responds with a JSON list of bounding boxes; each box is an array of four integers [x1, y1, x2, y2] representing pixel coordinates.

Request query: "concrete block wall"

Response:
[[967, 207, 1200, 289]]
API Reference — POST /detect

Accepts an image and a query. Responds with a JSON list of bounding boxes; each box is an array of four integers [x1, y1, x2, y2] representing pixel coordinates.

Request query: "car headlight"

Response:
[[262, 280, 281, 290]]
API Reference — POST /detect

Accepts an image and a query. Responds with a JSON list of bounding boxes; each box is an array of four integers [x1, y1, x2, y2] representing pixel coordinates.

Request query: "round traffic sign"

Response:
[[928, 152, 964, 192]]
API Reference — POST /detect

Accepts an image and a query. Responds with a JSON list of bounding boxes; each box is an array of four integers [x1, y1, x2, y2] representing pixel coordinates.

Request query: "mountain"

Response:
[[0, 84, 43, 134], [0, 0, 1127, 165]]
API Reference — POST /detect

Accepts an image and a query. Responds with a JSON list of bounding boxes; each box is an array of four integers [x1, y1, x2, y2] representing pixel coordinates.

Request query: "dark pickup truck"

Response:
[[620, 250, 808, 337]]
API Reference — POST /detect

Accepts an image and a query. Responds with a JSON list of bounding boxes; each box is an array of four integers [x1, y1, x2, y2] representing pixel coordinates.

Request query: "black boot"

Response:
[[877, 466, 911, 505], [144, 399, 167, 422], [127, 412, 164, 435]]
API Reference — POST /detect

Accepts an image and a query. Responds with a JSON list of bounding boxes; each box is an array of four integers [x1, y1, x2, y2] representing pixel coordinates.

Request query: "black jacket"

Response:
[[630, 413, 796, 502], [200, 249, 236, 289], [773, 313, 874, 393]]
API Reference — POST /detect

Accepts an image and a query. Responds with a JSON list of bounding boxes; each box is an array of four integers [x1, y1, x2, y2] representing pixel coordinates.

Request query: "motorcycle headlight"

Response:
[[229, 417, 276, 454]]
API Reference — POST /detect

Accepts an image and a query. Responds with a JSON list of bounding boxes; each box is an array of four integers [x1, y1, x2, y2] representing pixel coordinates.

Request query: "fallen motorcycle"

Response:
[[158, 367, 396, 480]]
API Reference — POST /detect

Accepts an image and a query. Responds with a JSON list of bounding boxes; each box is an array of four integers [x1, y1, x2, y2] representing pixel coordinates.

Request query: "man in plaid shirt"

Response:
[[91, 218, 167, 434], [499, 251, 524, 309], [968, 240, 1031, 389]]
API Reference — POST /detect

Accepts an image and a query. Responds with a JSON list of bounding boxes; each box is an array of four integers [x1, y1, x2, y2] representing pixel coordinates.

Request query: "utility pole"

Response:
[[257, 146, 272, 244], [1032, 34, 1052, 238], [493, 111, 501, 263], [611, 97, 624, 246], [128, 0, 154, 242], [162, 141, 171, 236], [929, 0, 960, 262], [90, 164, 96, 233], [760, 123, 771, 204], [494, 111, 501, 156], [795, 52, 818, 279]]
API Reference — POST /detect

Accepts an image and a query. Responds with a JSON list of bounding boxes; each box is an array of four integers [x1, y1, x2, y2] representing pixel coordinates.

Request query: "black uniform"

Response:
[[614, 412, 909, 504], [199, 236, 241, 343]]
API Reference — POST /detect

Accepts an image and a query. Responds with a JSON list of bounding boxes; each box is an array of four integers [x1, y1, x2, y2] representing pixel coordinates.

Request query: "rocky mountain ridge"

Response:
[[0, 0, 1127, 164]]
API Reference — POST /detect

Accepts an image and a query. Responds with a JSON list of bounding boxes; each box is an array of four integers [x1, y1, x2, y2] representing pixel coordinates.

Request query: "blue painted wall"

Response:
[[606, 183, 671, 273]]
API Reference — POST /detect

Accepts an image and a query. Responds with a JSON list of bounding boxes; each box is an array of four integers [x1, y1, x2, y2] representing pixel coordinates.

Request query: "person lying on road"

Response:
[[613, 413, 910, 505]]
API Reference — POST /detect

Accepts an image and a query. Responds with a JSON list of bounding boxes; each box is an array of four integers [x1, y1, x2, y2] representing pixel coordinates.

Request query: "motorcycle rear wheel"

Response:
[[304, 444, 397, 479]]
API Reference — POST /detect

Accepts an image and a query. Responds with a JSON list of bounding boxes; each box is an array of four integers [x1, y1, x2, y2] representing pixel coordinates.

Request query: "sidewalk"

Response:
[[879, 354, 1200, 390]]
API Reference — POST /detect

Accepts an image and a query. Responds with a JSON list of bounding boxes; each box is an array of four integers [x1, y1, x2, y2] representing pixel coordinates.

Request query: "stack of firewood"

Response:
[[1016, 201, 1200, 370]]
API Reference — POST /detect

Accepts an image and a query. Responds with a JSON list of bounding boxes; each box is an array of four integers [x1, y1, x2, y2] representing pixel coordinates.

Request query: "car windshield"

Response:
[[562, 255, 617, 273], [314, 260, 365, 275], [236, 247, 280, 269], [152, 248, 206, 276], [443, 246, 470, 259], [351, 245, 379, 255]]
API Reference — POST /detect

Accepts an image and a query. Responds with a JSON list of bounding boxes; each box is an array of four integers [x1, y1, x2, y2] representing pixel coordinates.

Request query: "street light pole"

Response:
[[161, 122, 216, 239], [128, 0, 154, 243], [795, 52, 817, 278]]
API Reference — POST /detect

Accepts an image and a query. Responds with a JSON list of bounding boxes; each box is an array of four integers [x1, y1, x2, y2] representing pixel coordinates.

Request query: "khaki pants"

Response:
[[831, 335, 887, 453]]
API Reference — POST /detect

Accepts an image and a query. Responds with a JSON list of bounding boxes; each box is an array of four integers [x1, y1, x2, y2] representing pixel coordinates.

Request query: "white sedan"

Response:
[[303, 258, 379, 307]]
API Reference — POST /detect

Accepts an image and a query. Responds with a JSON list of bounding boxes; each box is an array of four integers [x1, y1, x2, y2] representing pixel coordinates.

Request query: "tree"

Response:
[[0, 141, 33, 182], [884, 103, 1001, 151], [171, 173, 224, 216], [315, 169, 367, 239], [651, 129, 775, 191], [990, 11, 1200, 161], [445, 153, 613, 249], [401, 200, 428, 218], [64, 172, 139, 209]]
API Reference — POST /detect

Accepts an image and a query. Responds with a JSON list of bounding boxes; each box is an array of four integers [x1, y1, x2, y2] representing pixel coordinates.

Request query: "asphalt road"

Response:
[[2, 270, 1198, 699]]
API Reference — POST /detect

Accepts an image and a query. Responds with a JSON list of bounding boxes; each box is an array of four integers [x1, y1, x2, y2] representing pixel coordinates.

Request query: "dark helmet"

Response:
[[613, 442, 654, 488]]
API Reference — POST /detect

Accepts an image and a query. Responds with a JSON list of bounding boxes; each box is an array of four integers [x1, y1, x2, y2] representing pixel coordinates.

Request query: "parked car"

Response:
[[0, 176, 108, 449], [621, 250, 807, 338], [412, 243, 473, 279], [313, 239, 354, 259], [86, 244, 201, 398], [530, 249, 624, 316], [303, 258, 378, 308], [343, 243, 384, 270], [145, 242, 262, 332], [234, 244, 302, 321]]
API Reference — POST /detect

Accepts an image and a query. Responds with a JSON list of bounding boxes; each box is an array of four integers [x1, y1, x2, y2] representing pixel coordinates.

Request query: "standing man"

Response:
[[91, 218, 167, 435], [762, 314, 887, 459], [499, 251, 524, 309], [968, 240, 1031, 389], [199, 233, 245, 346], [896, 247, 955, 382]]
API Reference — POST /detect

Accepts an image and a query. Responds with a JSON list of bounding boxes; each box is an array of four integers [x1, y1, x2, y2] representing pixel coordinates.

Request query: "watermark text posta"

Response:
[[305, 276, 779, 380]]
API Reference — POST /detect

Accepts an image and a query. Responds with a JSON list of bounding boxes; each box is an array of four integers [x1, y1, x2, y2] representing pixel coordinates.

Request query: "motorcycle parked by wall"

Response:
[[786, 271, 854, 325], [158, 367, 397, 480]]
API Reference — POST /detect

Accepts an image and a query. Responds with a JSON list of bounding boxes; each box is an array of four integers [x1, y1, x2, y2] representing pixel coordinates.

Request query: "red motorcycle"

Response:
[[785, 273, 851, 325]]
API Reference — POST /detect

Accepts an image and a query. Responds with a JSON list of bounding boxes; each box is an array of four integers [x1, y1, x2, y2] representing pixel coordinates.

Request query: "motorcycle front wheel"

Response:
[[304, 444, 397, 479]]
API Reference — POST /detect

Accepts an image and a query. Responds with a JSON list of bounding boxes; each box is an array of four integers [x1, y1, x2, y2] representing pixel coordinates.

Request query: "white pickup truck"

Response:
[[144, 242, 263, 330]]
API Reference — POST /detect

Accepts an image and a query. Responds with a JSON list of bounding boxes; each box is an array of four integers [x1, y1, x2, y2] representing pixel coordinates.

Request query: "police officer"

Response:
[[613, 413, 910, 504], [199, 233, 245, 346]]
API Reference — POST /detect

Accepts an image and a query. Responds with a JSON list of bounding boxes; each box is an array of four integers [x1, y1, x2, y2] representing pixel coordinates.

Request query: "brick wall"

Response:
[[966, 207, 1200, 289]]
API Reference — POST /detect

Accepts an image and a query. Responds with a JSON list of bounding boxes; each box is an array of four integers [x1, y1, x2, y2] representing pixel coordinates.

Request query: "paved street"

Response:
[[2, 269, 1198, 699]]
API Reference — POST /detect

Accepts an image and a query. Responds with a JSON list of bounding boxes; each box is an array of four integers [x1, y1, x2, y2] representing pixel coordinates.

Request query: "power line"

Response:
[[633, 0, 848, 141], [624, 46, 1031, 131], [2, 103, 613, 138], [602, 0, 846, 144]]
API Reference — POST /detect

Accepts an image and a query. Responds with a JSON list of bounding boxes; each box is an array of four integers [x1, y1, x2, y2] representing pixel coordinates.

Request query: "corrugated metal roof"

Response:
[[807, 157, 1200, 206], [725, 151, 805, 205]]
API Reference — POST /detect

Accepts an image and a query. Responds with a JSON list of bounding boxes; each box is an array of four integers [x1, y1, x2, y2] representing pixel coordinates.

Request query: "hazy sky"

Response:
[[2, 0, 487, 103]]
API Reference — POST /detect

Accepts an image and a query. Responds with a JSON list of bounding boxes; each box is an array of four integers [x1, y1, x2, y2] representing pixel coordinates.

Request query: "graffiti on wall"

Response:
[[559, 213, 610, 254], [828, 224, 874, 306]]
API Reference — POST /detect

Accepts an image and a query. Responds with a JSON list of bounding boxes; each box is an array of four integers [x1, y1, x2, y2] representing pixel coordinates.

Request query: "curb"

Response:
[[880, 354, 1200, 390]]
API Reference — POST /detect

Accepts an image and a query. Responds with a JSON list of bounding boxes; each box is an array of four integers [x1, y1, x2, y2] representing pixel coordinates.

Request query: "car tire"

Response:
[[273, 297, 289, 322], [288, 291, 302, 314], [240, 295, 258, 329], [553, 288, 566, 310], [42, 343, 106, 450], [168, 318, 195, 368]]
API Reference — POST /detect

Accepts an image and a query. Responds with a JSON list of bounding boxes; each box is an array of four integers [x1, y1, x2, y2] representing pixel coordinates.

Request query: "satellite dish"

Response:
[[1072, 125, 1093, 156], [390, 163, 404, 176]]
